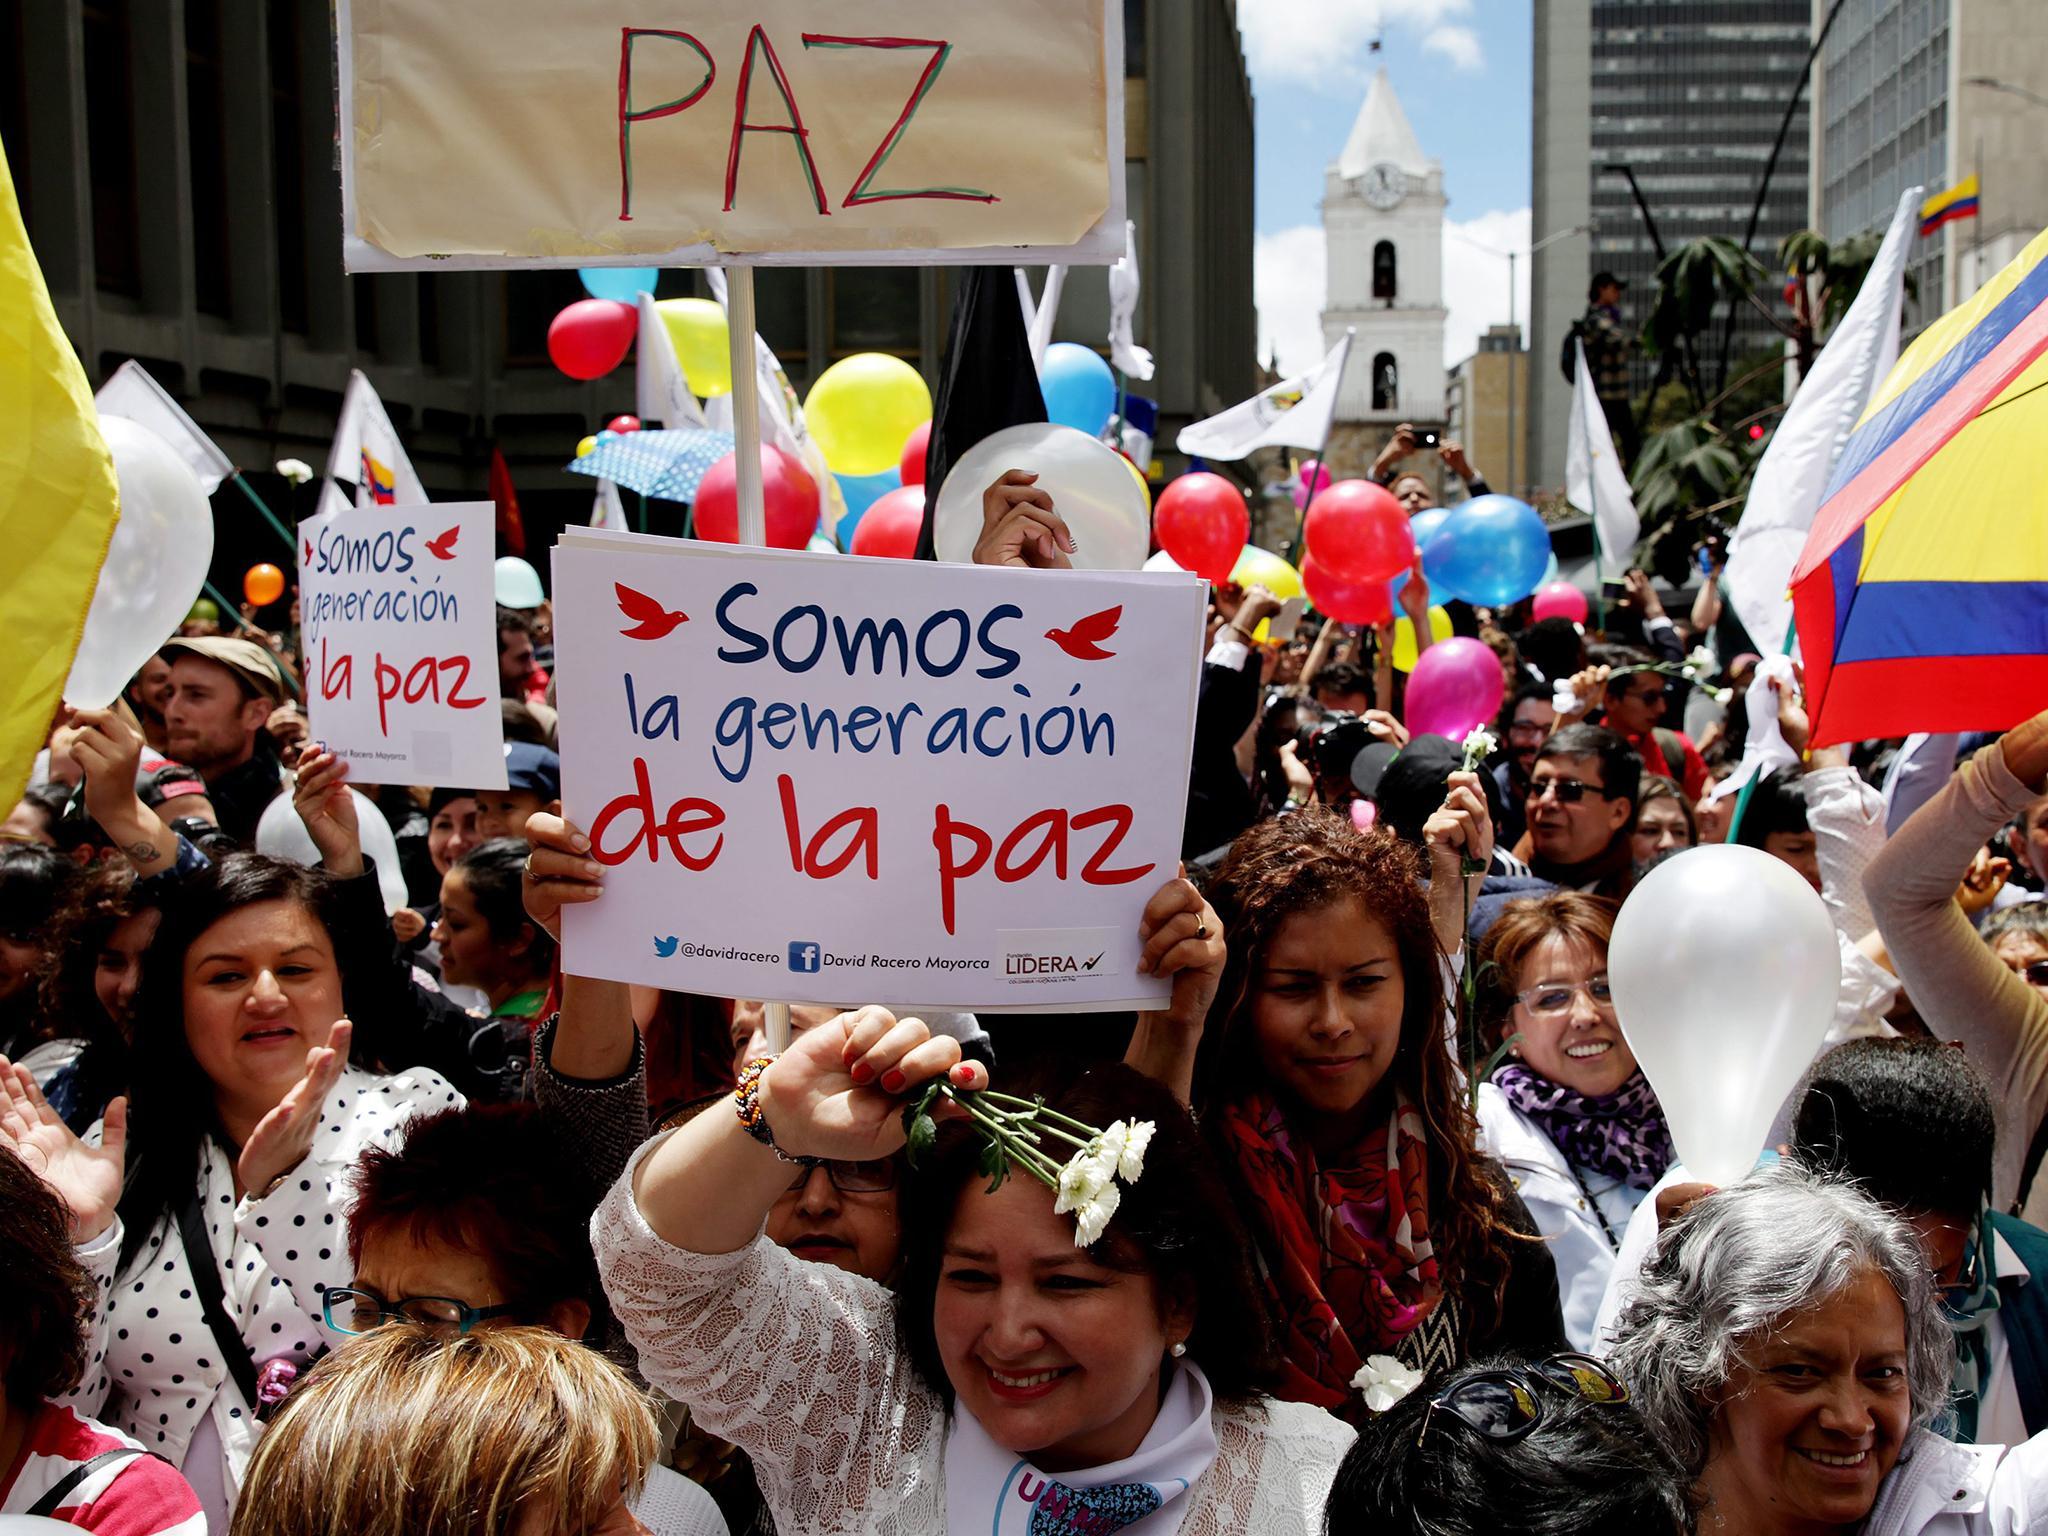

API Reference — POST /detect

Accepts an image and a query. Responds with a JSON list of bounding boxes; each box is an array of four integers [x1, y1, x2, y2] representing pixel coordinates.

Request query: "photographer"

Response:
[[1370, 423, 1493, 513]]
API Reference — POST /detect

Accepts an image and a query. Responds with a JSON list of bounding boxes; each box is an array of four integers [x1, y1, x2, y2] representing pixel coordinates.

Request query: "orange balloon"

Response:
[[244, 563, 286, 606]]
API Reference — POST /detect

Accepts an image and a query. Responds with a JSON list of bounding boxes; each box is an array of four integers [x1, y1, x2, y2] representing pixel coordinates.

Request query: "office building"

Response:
[[1529, 0, 1812, 491], [1445, 325, 1529, 500], [1810, 0, 2048, 320], [3, 0, 1253, 561]]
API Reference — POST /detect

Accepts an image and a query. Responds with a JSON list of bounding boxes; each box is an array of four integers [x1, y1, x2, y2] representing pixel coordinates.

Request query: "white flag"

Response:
[[314, 477, 351, 520], [1027, 265, 1066, 374], [1723, 187, 1919, 653], [1107, 220, 1155, 382], [635, 291, 707, 429], [591, 478, 629, 532], [94, 361, 233, 495], [324, 370, 428, 509], [1176, 333, 1352, 460], [1565, 338, 1641, 563]]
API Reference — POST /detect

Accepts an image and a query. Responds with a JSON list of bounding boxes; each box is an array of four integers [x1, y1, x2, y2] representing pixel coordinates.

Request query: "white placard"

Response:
[[551, 528, 1205, 1011], [298, 500, 507, 789]]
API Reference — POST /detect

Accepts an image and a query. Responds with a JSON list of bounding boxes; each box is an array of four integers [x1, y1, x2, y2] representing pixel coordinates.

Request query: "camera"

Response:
[[1305, 711, 1375, 783]]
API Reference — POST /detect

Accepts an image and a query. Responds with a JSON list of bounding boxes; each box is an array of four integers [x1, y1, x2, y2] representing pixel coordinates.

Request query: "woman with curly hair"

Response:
[[1128, 806, 1564, 1423], [22, 860, 165, 1130]]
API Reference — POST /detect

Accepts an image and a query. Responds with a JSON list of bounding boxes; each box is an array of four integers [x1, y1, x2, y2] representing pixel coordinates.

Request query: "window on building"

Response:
[[3, 8, 29, 234], [185, 0, 232, 318], [755, 266, 809, 386], [828, 267, 919, 359], [1371, 352, 1398, 412], [503, 271, 586, 367], [1372, 240, 1397, 302], [82, 0, 142, 299], [269, 1, 308, 333], [1123, 0, 1146, 77]]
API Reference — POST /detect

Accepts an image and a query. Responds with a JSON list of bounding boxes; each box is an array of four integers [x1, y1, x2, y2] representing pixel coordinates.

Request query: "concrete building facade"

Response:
[[1810, 0, 2048, 321], [2, 0, 1253, 565], [1445, 325, 1530, 502], [1529, 0, 1813, 491]]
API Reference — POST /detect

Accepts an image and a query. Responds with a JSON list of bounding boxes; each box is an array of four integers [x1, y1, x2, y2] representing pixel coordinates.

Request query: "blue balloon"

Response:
[[1040, 342, 1118, 436], [579, 267, 661, 303], [1427, 494, 1553, 607], [1389, 507, 1451, 601], [832, 467, 903, 548]]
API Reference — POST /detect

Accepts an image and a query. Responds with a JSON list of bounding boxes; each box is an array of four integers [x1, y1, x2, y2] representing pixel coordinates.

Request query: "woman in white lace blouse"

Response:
[[591, 1001, 1354, 1536]]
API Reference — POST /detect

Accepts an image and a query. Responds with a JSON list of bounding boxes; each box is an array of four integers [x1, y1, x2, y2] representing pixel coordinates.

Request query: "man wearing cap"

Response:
[[1579, 272, 1638, 468], [159, 637, 288, 845], [474, 742, 562, 844]]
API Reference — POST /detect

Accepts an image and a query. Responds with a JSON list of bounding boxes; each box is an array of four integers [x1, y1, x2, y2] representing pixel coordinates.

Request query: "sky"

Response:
[[1240, 0, 1535, 375]]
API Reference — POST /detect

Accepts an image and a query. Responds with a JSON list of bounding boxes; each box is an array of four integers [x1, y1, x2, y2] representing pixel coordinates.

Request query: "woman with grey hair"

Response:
[[1610, 1164, 2048, 1534]]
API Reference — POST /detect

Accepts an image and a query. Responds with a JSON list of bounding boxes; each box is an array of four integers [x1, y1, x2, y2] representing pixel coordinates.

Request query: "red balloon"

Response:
[[1302, 557, 1394, 626], [1530, 580, 1590, 625], [608, 414, 642, 434], [693, 445, 820, 550], [898, 421, 932, 487], [547, 299, 637, 381], [1153, 472, 1249, 584], [849, 486, 926, 559], [1303, 478, 1415, 582]]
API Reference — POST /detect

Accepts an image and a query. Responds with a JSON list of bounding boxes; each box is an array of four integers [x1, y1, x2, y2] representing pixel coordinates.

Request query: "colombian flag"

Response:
[[360, 448, 397, 504], [0, 140, 120, 810], [1919, 176, 1980, 238], [1790, 223, 2048, 747]]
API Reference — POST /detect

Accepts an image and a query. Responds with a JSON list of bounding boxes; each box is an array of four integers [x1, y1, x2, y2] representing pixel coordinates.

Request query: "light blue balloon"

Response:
[[1389, 507, 1451, 601], [1428, 494, 1552, 607], [832, 467, 903, 549], [1040, 342, 1118, 436], [579, 267, 660, 303], [1542, 549, 1561, 586], [594, 429, 619, 447]]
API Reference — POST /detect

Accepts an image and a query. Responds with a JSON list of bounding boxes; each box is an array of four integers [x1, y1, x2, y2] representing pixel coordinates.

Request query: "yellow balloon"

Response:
[[656, 298, 732, 398], [1392, 605, 1455, 672], [1228, 544, 1304, 641], [1123, 455, 1151, 511], [575, 434, 598, 458], [805, 353, 933, 476]]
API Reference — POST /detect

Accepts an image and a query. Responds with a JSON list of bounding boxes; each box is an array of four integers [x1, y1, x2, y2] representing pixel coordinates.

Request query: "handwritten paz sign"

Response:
[[552, 529, 1205, 1011], [298, 501, 507, 789], [337, 0, 1122, 270]]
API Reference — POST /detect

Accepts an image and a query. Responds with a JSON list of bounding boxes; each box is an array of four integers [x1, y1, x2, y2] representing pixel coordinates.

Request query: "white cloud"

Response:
[[1254, 206, 1534, 376], [1421, 24, 1484, 71], [1237, 0, 1472, 91], [1254, 225, 1329, 378]]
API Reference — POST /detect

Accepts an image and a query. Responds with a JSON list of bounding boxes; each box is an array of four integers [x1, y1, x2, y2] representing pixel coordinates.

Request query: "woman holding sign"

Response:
[[547, 826, 1355, 1531], [1126, 808, 1565, 1424]]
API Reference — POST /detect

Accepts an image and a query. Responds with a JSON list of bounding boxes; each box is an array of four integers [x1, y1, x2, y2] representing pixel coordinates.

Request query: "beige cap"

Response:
[[159, 636, 287, 704]]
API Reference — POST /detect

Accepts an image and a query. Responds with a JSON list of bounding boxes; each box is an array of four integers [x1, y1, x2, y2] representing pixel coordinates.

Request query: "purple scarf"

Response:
[[1492, 1064, 1675, 1190]]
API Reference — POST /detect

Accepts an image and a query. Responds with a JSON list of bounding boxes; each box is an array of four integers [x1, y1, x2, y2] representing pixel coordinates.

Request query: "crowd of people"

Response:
[[4, 435, 2048, 1534]]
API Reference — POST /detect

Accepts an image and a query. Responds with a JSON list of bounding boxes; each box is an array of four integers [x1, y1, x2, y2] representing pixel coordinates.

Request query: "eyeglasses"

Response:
[[786, 1157, 897, 1194], [1417, 1353, 1630, 1447], [1514, 974, 1615, 1017], [2026, 961, 2048, 988], [322, 1286, 518, 1337], [1527, 777, 1612, 804]]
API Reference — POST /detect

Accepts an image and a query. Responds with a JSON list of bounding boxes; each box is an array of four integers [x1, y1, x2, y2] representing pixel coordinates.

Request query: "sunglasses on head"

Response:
[[1417, 1353, 1630, 1448], [1527, 777, 1610, 804]]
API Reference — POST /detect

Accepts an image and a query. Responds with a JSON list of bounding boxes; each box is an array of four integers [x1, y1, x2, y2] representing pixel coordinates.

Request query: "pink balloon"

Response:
[[1292, 458, 1328, 511], [899, 421, 932, 487], [1530, 580, 1590, 625], [849, 485, 925, 559], [1403, 637, 1506, 742], [1303, 479, 1415, 582]]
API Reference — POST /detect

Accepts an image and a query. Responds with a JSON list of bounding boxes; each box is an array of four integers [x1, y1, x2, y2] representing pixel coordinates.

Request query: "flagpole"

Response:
[[1583, 401, 1607, 633], [723, 263, 790, 1053], [1285, 329, 1352, 568], [229, 472, 297, 553]]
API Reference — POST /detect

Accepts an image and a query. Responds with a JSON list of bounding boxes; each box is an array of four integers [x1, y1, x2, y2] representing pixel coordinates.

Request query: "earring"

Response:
[[1170, 1341, 1187, 1358]]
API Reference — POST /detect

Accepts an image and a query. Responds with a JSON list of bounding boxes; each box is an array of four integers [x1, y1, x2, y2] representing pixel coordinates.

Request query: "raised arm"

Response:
[[1123, 872, 1226, 1105], [67, 708, 178, 875]]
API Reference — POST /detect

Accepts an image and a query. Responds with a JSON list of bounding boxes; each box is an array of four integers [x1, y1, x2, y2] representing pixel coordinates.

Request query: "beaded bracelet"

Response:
[[733, 1055, 800, 1162]]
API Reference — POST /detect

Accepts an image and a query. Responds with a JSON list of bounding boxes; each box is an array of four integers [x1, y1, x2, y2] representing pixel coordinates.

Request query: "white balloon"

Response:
[[1608, 843, 1840, 1186], [1142, 548, 1186, 574], [0, 1520, 86, 1533], [932, 423, 1150, 570], [255, 788, 409, 915], [64, 416, 217, 708]]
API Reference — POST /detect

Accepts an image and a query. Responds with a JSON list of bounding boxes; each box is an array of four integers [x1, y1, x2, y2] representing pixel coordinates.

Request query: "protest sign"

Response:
[[337, 0, 1123, 271], [551, 528, 1204, 1010], [298, 500, 507, 789]]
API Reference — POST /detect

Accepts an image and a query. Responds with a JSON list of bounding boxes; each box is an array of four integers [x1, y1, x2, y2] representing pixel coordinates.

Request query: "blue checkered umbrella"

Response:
[[563, 428, 734, 502]]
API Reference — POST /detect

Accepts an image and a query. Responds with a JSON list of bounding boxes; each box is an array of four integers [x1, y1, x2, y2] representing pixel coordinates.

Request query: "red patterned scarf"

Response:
[[1215, 1090, 1441, 1411]]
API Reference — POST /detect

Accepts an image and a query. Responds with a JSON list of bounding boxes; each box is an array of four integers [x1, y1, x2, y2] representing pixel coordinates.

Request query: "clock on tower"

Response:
[[1362, 162, 1406, 210]]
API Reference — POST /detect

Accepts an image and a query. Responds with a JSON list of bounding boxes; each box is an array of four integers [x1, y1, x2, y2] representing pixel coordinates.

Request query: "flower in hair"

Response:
[[1352, 1354, 1425, 1413]]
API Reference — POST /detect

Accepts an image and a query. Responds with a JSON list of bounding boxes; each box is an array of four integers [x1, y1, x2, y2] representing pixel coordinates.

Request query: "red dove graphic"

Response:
[[424, 525, 460, 561], [616, 582, 689, 640], [1046, 605, 1122, 661], [302, 537, 312, 566]]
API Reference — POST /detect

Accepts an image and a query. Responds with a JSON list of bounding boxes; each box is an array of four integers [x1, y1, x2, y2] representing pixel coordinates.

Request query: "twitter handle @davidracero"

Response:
[[658, 941, 783, 964]]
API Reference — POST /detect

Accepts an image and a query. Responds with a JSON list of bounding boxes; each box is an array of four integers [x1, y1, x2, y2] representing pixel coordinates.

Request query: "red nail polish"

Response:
[[848, 1061, 874, 1084], [880, 1069, 906, 1094]]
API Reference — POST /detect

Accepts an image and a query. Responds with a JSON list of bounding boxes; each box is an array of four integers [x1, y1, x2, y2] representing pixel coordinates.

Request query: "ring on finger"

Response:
[[524, 855, 543, 883], [1195, 917, 1209, 941]]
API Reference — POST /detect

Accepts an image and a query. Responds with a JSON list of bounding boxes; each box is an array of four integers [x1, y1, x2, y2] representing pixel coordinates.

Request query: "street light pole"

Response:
[[1450, 222, 1588, 499]]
